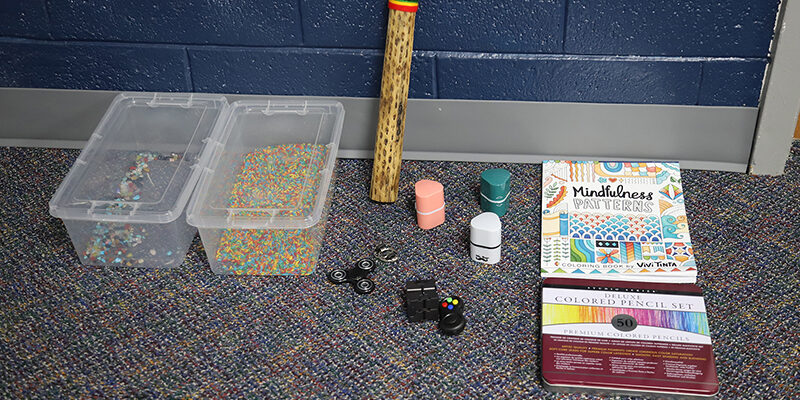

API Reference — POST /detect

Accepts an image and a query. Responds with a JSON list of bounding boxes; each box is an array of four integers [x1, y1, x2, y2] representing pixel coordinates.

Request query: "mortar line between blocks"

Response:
[[184, 48, 195, 92], [562, 0, 570, 53], [296, 0, 306, 45]]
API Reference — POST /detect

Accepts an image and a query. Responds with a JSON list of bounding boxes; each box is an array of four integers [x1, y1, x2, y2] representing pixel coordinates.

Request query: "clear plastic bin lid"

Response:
[[49, 93, 229, 223], [187, 100, 344, 230]]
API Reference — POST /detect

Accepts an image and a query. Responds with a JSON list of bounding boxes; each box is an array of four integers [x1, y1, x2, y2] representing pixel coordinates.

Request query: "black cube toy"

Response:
[[405, 279, 440, 322]]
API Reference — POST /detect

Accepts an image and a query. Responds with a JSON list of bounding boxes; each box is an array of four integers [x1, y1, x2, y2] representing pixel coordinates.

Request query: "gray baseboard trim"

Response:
[[0, 138, 87, 149], [338, 149, 747, 172], [0, 88, 757, 172], [1, 142, 748, 173]]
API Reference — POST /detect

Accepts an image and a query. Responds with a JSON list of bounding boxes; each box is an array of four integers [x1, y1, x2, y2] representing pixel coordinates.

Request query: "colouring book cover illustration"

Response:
[[541, 161, 696, 282]]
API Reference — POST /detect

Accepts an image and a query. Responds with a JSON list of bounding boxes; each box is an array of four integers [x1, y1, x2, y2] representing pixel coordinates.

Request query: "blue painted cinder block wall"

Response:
[[0, 1, 780, 107]]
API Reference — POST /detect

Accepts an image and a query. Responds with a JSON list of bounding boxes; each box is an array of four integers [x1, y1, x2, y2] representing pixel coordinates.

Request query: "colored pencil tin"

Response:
[[469, 212, 501, 264], [415, 180, 445, 230], [480, 168, 511, 216], [541, 278, 719, 398]]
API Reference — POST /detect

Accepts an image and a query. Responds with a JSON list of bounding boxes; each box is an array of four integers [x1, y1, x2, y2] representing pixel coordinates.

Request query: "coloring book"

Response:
[[541, 161, 696, 283]]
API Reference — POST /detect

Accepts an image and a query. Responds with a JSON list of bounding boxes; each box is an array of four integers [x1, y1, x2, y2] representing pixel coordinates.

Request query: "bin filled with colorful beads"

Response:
[[215, 144, 329, 275], [187, 100, 345, 276], [49, 92, 230, 268]]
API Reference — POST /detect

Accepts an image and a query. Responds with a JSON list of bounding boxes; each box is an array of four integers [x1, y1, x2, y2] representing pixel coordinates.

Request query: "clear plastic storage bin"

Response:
[[187, 100, 344, 275], [49, 93, 229, 268]]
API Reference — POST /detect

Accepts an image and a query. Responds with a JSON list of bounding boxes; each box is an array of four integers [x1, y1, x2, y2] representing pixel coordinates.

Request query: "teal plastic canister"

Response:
[[480, 168, 511, 216]]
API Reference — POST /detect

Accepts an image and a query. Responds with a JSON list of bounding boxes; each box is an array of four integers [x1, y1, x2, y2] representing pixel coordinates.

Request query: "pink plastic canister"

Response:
[[415, 180, 445, 230]]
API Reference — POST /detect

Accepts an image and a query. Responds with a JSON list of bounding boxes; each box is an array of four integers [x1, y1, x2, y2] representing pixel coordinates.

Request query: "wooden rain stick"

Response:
[[370, 0, 418, 203]]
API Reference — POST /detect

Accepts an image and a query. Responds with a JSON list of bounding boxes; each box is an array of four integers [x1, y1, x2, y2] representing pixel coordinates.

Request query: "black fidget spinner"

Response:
[[327, 245, 398, 295], [327, 258, 378, 294]]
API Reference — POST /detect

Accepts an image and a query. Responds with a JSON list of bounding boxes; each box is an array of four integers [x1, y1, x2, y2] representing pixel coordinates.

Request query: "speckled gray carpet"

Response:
[[1, 145, 798, 399]]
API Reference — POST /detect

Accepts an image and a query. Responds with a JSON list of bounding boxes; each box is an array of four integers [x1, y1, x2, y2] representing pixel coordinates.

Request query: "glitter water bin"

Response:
[[49, 93, 230, 268], [187, 100, 344, 275]]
